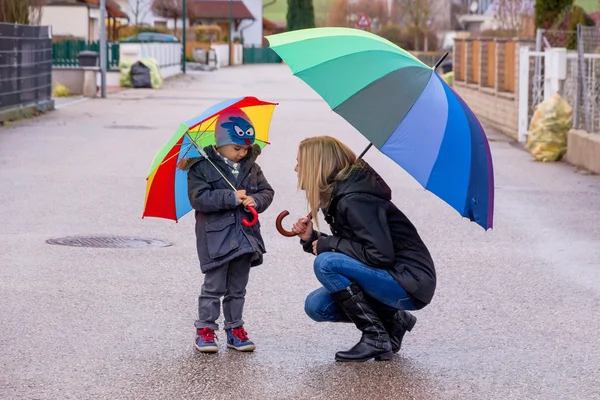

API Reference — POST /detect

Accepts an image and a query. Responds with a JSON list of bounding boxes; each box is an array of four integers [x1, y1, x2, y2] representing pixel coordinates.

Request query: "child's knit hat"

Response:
[[214, 108, 256, 147]]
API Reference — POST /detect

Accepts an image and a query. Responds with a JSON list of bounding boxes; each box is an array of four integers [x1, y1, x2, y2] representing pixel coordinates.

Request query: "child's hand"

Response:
[[293, 217, 313, 242], [235, 190, 247, 204], [242, 196, 256, 208]]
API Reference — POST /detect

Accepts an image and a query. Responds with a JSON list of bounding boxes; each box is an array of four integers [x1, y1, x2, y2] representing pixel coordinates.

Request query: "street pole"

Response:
[[99, 0, 107, 98], [229, 0, 233, 66], [182, 0, 186, 73]]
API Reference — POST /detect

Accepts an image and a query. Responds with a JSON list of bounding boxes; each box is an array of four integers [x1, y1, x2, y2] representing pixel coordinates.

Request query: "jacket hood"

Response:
[[178, 143, 262, 171], [330, 159, 392, 204]]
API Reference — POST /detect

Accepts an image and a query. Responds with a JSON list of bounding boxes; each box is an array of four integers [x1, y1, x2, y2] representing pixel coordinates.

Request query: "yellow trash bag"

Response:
[[140, 57, 164, 89], [118, 59, 133, 87], [526, 93, 573, 162], [118, 58, 163, 89]]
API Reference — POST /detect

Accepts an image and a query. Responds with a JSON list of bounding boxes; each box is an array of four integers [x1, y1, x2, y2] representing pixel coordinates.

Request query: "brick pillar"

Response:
[[453, 39, 461, 81], [465, 39, 473, 83], [495, 39, 506, 93], [480, 40, 489, 88]]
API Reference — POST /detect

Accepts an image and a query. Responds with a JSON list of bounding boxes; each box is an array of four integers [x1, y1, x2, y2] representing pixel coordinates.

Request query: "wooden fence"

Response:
[[454, 38, 529, 94]]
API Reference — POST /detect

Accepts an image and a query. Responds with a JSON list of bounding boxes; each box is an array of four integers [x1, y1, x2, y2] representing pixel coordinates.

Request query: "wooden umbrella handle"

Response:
[[275, 210, 313, 237]]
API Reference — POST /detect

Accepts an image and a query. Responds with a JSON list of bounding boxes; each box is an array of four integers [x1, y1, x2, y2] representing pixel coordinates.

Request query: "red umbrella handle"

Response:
[[242, 206, 259, 227]]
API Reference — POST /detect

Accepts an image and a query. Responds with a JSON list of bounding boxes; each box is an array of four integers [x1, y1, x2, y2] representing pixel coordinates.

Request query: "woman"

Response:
[[292, 136, 436, 362]]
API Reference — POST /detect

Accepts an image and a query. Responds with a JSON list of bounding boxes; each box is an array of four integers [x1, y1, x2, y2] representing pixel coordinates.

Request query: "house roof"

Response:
[[190, 0, 255, 20], [45, 0, 128, 19], [263, 17, 285, 30], [80, 0, 129, 18]]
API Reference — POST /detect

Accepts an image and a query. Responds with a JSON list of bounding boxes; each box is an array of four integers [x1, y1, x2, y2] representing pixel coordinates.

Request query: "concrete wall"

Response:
[[565, 129, 600, 174], [52, 67, 97, 97], [41, 5, 89, 40], [211, 43, 243, 67]]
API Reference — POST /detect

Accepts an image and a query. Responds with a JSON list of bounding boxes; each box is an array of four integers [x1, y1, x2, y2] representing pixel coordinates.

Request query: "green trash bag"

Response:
[[526, 93, 573, 162]]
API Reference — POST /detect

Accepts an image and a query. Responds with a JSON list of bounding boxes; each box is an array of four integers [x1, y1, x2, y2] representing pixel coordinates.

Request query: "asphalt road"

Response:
[[1, 65, 599, 400]]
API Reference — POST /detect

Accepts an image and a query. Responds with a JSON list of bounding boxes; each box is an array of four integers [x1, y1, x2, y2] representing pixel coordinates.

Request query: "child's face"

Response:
[[216, 144, 250, 163]]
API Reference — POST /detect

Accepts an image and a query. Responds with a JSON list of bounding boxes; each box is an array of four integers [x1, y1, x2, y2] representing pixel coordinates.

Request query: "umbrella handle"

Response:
[[275, 210, 313, 237], [242, 206, 259, 227]]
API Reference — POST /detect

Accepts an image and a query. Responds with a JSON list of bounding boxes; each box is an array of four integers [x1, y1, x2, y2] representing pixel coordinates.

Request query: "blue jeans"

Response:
[[305, 252, 415, 323]]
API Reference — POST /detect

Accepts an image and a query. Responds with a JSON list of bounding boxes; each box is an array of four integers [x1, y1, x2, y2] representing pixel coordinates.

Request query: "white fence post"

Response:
[[518, 46, 530, 143]]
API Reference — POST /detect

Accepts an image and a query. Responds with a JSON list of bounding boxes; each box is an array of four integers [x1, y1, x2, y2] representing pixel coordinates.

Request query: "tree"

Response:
[[328, 0, 350, 27], [492, 0, 534, 35], [328, 0, 388, 30], [0, 0, 43, 25], [534, 0, 574, 29], [287, 0, 315, 31], [130, 0, 151, 26], [151, 0, 197, 35], [397, 0, 438, 51]]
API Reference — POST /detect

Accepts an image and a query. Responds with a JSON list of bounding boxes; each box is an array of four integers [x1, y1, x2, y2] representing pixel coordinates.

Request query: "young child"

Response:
[[181, 108, 274, 353]]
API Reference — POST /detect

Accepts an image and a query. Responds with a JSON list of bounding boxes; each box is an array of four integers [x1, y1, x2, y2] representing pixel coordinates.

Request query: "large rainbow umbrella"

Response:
[[143, 96, 278, 222], [266, 28, 494, 230]]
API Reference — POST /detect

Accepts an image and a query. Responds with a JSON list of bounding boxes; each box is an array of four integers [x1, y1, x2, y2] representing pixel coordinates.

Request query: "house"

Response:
[[114, 0, 264, 47], [40, 0, 129, 41], [189, 0, 261, 46]]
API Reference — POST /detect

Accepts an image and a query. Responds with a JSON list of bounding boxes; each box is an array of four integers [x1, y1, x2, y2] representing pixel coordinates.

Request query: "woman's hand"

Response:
[[292, 217, 313, 242], [312, 239, 319, 256], [242, 195, 256, 208]]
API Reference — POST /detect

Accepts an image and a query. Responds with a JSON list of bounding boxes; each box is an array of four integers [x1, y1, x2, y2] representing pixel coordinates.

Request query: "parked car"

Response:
[[119, 32, 179, 43]]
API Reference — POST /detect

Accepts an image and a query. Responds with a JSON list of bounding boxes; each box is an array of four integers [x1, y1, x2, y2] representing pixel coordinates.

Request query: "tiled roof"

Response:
[[190, 0, 254, 20]]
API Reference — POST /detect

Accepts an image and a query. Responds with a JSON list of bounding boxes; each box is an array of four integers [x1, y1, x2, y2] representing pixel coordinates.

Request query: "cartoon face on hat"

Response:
[[214, 108, 255, 147]]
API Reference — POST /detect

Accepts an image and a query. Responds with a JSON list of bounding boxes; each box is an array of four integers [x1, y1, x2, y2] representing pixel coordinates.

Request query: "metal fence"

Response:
[[530, 26, 600, 134], [243, 46, 282, 64], [0, 23, 52, 112], [52, 40, 120, 69]]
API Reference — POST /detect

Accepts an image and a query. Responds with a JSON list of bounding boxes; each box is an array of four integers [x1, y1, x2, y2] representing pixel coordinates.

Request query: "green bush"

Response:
[[287, 0, 316, 31], [535, 0, 574, 29]]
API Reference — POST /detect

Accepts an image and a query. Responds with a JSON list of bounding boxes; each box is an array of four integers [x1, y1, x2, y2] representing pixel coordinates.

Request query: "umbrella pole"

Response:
[[433, 52, 450, 71], [358, 143, 372, 159]]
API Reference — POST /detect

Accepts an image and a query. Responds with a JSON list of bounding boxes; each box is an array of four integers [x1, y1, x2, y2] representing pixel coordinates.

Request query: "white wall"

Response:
[[41, 5, 89, 40], [119, 42, 183, 78], [240, 0, 262, 47]]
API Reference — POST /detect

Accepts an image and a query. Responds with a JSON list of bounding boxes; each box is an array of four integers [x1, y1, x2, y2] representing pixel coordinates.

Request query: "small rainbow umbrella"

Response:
[[266, 27, 494, 230], [143, 96, 278, 222]]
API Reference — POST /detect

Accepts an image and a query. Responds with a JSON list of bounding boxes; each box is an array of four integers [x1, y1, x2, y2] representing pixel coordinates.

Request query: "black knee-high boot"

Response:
[[330, 283, 393, 362], [378, 310, 417, 353]]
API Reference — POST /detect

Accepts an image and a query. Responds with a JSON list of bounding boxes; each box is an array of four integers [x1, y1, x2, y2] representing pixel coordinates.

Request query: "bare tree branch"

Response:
[[0, 0, 44, 25], [130, 0, 151, 26], [492, 0, 533, 33]]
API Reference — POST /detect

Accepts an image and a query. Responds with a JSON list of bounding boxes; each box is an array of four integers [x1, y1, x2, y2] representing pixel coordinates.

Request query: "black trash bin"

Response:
[[78, 50, 99, 67]]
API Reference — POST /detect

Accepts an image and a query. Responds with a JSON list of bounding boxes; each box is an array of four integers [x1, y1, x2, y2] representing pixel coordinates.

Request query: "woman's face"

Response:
[[294, 150, 300, 175]]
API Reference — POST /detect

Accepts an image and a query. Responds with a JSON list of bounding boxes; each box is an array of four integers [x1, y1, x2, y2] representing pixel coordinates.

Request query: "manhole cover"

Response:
[[46, 236, 171, 248]]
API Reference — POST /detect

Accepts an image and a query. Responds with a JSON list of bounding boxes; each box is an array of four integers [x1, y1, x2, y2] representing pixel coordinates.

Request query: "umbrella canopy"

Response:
[[266, 27, 494, 230], [143, 96, 278, 222]]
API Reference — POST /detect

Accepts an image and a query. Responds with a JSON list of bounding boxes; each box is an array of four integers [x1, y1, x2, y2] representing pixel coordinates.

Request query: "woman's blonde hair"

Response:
[[297, 136, 357, 227]]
